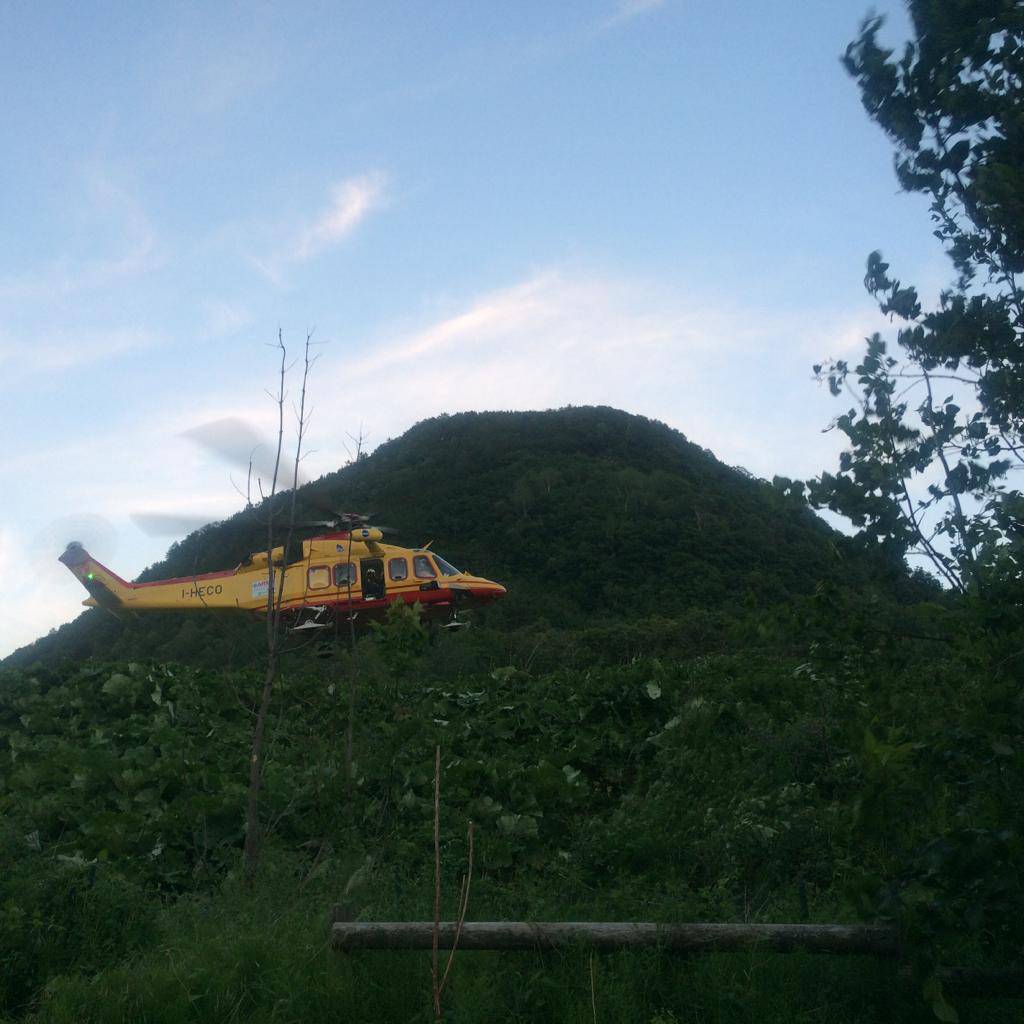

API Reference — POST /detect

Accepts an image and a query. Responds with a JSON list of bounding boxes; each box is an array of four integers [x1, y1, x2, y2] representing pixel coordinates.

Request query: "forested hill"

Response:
[[6, 406, 925, 668]]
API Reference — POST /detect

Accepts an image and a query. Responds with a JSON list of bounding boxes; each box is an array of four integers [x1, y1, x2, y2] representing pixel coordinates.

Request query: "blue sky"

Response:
[[1, 0, 943, 655]]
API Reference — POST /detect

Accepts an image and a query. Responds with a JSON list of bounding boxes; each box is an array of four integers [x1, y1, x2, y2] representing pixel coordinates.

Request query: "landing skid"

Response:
[[285, 600, 471, 635], [288, 606, 331, 633]]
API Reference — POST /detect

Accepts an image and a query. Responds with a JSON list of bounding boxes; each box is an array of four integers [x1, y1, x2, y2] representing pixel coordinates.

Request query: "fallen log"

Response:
[[330, 920, 901, 956]]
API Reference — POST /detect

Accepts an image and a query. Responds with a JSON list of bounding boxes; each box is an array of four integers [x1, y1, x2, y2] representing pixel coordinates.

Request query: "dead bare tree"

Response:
[[243, 329, 318, 885], [342, 427, 367, 788], [430, 745, 474, 1021]]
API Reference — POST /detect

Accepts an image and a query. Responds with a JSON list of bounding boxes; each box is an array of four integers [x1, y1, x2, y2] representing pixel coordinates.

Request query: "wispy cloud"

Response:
[[148, 9, 281, 120], [304, 267, 852, 485], [347, 270, 718, 380], [0, 325, 159, 378], [245, 171, 390, 285], [293, 172, 389, 262], [201, 300, 254, 339], [188, 49, 277, 117], [602, 0, 666, 29], [0, 169, 163, 387], [0, 170, 159, 302]]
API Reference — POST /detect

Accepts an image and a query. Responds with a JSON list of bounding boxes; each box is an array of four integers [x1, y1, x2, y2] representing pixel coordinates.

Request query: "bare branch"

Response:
[[439, 821, 474, 995]]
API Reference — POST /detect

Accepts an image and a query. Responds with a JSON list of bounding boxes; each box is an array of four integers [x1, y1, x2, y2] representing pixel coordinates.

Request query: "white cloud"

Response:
[[302, 268, 855, 484], [347, 271, 719, 378], [800, 307, 899, 360], [293, 172, 388, 262], [244, 171, 390, 285]]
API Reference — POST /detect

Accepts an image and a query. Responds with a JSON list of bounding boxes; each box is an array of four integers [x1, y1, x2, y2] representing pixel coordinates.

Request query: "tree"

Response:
[[810, 1, 1024, 597], [808, 8, 1024, 1013], [242, 331, 317, 884]]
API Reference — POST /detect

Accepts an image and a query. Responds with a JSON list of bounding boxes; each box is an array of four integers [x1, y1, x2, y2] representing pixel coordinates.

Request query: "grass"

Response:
[[33, 941, 1021, 1023], [23, 857, 1024, 1024]]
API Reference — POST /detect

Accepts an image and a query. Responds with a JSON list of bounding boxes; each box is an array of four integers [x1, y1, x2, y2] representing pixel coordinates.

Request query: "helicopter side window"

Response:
[[308, 565, 330, 590], [389, 557, 409, 581], [333, 563, 357, 588], [434, 555, 461, 577], [413, 555, 437, 579]]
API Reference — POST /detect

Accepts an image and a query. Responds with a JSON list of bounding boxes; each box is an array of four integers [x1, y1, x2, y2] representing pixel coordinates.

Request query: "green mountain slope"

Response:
[[5, 406, 923, 668]]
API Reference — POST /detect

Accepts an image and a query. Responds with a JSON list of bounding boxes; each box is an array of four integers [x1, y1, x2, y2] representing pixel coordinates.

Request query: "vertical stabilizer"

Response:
[[59, 542, 130, 610]]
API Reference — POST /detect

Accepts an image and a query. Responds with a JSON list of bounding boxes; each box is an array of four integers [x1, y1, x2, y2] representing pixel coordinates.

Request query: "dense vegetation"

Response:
[[2, 590, 1021, 1022]]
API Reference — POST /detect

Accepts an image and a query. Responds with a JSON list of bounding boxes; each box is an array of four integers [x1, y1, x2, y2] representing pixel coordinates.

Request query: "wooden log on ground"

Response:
[[330, 921, 901, 957]]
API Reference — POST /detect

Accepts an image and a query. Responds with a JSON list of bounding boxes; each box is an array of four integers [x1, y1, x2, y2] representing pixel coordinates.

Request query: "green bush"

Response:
[[0, 822, 154, 1015]]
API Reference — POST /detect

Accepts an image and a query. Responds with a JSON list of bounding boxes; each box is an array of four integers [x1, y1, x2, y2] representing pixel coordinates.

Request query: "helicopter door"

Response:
[[360, 558, 385, 601]]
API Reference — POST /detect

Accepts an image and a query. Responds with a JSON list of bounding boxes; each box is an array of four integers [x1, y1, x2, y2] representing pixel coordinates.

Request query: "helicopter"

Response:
[[59, 512, 506, 632]]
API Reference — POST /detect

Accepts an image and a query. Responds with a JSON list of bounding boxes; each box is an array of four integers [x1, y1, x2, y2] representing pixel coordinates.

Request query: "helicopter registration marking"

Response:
[[180, 584, 224, 599]]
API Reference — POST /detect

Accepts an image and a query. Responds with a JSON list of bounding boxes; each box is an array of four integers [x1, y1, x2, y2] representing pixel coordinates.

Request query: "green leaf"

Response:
[[101, 673, 133, 697], [922, 975, 958, 1022]]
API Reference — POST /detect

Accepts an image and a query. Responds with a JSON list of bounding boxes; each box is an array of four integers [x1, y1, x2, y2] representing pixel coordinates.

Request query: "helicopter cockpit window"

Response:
[[333, 563, 357, 588], [308, 565, 330, 590], [388, 557, 408, 581], [413, 555, 437, 579], [434, 555, 460, 577]]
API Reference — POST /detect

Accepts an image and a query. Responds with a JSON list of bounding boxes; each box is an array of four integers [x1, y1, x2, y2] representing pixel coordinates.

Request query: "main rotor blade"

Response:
[[306, 498, 375, 521], [181, 417, 309, 489], [130, 512, 217, 537]]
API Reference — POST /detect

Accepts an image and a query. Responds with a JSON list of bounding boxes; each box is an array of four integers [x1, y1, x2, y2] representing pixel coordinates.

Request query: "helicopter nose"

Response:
[[471, 581, 506, 604]]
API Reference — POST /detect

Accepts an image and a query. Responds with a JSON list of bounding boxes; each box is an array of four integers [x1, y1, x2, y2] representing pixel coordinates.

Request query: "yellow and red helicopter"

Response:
[[59, 512, 506, 632]]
